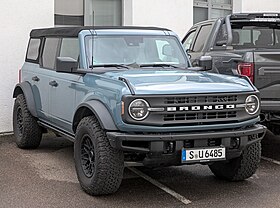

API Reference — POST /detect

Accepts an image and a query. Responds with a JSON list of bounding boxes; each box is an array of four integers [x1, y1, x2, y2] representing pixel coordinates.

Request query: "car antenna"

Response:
[[89, 11, 94, 70]]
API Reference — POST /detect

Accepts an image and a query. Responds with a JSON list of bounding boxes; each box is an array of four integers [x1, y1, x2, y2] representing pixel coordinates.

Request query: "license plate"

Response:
[[182, 147, 226, 163]]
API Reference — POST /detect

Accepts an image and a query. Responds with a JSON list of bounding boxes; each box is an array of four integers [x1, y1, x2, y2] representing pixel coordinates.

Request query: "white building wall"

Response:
[[0, 0, 54, 133], [123, 0, 193, 38]]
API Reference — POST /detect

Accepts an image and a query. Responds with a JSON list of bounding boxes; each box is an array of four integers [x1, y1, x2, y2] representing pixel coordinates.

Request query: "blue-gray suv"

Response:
[[13, 26, 266, 196]]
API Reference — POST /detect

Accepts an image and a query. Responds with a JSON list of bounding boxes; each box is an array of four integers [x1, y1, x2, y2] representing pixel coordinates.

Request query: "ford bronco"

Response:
[[13, 26, 266, 195]]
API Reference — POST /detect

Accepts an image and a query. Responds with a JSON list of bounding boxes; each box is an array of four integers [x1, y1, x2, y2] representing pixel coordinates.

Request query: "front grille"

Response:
[[164, 95, 237, 104], [164, 111, 237, 121], [123, 93, 254, 126]]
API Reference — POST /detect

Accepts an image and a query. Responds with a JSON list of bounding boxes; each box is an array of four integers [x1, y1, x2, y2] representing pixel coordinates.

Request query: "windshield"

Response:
[[85, 35, 188, 68]]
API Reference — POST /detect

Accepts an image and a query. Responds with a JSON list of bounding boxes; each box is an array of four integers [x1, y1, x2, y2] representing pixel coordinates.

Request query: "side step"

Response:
[[38, 121, 75, 142]]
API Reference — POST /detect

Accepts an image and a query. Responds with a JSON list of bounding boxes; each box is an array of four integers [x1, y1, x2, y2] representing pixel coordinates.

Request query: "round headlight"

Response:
[[245, 95, 259, 115], [128, 99, 149, 121]]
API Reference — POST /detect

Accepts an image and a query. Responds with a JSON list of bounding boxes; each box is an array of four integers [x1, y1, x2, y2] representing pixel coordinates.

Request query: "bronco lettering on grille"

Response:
[[166, 104, 235, 112]]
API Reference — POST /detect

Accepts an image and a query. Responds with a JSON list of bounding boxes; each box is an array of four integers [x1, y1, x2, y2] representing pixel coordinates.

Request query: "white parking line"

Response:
[[262, 156, 280, 165], [128, 167, 192, 205]]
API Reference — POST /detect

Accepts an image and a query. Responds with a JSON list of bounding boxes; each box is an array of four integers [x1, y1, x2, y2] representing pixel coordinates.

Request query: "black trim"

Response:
[[13, 82, 38, 117], [73, 100, 118, 132], [106, 124, 266, 153], [118, 77, 135, 95], [37, 121, 75, 141], [30, 26, 171, 38]]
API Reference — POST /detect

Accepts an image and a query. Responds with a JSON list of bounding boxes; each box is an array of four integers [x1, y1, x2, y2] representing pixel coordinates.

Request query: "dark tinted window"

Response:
[[193, 24, 212, 52], [231, 27, 280, 49], [42, 38, 60, 69], [26, 38, 41, 62]]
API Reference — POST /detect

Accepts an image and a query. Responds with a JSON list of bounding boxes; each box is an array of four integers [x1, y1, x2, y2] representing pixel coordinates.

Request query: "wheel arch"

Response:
[[73, 100, 118, 133], [13, 82, 37, 117]]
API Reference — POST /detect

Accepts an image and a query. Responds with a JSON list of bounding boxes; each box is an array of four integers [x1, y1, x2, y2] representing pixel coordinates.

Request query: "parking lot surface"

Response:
[[0, 132, 280, 208]]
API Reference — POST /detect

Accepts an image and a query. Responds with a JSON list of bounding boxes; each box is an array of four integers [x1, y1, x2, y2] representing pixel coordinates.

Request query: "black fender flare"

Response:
[[73, 100, 118, 132], [13, 82, 37, 117]]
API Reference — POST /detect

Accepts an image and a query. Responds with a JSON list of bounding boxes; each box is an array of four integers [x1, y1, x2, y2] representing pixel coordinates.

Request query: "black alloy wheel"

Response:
[[81, 134, 95, 178]]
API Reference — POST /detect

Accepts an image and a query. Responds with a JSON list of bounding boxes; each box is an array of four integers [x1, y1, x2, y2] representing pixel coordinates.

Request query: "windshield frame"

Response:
[[84, 34, 190, 70]]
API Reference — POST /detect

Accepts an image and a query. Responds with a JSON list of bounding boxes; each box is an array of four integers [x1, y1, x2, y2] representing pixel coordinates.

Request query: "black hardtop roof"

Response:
[[30, 26, 171, 38]]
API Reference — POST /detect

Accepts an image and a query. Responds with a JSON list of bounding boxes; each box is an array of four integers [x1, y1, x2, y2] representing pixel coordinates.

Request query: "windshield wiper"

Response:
[[139, 63, 180, 68], [89, 64, 130, 69]]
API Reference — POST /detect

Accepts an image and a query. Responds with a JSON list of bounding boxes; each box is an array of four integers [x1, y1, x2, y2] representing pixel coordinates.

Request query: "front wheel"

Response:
[[208, 141, 261, 181], [74, 116, 124, 195]]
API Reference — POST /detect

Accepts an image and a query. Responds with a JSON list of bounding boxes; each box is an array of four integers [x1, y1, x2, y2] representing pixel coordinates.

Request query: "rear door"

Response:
[[24, 38, 53, 121]]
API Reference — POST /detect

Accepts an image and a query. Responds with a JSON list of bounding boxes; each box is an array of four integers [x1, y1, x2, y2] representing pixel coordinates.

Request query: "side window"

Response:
[[26, 38, 41, 63], [182, 30, 196, 51], [193, 24, 212, 52], [60, 38, 79, 61], [42, 38, 60, 70]]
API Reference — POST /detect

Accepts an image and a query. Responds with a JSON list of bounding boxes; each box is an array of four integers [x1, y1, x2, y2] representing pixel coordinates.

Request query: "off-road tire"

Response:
[[74, 116, 124, 195], [13, 94, 42, 149], [208, 141, 261, 181]]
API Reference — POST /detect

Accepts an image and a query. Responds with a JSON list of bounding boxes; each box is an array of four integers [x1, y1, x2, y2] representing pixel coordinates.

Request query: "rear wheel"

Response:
[[209, 141, 261, 181], [74, 116, 124, 195], [13, 94, 42, 149]]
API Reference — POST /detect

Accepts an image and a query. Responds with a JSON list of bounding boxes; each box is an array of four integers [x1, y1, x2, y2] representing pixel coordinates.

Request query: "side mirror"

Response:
[[56, 57, 78, 73], [198, 56, 212, 70]]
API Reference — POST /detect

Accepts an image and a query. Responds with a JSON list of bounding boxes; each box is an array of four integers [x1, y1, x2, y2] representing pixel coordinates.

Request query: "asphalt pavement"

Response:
[[0, 132, 280, 208]]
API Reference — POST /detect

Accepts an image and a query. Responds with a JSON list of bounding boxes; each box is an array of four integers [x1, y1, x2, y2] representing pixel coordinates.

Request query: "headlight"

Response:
[[128, 99, 149, 120], [245, 95, 259, 115]]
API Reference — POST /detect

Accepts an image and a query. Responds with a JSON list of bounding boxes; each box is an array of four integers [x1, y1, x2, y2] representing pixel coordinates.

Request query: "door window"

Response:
[[193, 24, 212, 52], [182, 30, 196, 51], [42, 38, 60, 70], [60, 38, 79, 60]]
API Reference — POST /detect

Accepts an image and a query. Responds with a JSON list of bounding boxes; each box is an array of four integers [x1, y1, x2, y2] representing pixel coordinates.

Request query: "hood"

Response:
[[102, 69, 254, 95]]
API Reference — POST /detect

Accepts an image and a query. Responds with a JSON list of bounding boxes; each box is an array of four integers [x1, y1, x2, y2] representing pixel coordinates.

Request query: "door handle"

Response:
[[32, 76, 40, 82], [49, 80, 58, 87]]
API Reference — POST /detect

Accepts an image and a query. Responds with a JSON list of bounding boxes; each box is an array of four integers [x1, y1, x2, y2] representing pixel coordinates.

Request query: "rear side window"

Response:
[[26, 38, 41, 63], [193, 24, 212, 52], [42, 38, 60, 69], [231, 27, 280, 49]]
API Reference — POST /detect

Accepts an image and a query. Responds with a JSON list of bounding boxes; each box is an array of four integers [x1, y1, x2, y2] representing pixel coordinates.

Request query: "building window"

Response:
[[55, 0, 84, 26], [54, 0, 122, 27], [193, 0, 232, 24], [84, 0, 122, 26]]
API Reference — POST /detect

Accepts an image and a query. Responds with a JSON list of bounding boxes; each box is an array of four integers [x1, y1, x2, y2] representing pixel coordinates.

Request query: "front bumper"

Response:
[[107, 124, 266, 165]]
